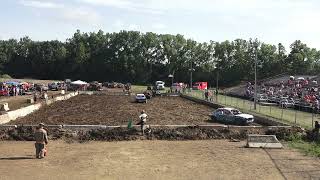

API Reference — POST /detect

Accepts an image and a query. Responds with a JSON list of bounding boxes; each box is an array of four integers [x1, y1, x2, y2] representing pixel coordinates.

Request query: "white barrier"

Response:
[[0, 92, 79, 124], [246, 134, 283, 149]]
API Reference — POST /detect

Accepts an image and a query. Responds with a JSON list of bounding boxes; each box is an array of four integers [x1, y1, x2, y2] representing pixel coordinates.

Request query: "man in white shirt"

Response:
[[137, 110, 148, 135]]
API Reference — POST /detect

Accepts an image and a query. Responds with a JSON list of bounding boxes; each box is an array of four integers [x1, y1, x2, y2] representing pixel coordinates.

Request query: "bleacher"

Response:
[[225, 74, 320, 112]]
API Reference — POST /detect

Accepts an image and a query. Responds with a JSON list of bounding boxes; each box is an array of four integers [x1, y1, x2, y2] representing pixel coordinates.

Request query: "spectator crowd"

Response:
[[245, 76, 320, 111]]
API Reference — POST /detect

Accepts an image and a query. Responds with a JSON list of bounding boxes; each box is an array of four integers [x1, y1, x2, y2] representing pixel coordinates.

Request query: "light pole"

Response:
[[189, 62, 195, 90], [254, 43, 258, 110], [168, 74, 174, 92], [216, 69, 219, 101]]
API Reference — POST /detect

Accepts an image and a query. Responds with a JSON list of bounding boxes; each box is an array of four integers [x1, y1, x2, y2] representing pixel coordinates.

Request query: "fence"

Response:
[[183, 90, 317, 129]]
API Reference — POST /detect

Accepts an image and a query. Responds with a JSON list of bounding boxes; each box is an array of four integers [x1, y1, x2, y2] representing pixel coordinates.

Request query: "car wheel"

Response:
[[240, 120, 248, 126]]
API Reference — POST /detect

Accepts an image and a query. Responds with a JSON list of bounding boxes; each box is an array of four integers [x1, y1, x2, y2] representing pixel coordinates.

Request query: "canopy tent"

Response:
[[71, 80, 88, 85], [4, 81, 20, 86], [297, 77, 305, 80]]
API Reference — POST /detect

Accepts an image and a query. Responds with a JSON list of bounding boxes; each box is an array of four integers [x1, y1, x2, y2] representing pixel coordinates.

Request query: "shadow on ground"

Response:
[[0, 156, 34, 160]]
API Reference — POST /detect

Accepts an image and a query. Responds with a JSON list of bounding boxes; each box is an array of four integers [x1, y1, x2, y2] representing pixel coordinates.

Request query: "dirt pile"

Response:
[[0, 126, 302, 141]]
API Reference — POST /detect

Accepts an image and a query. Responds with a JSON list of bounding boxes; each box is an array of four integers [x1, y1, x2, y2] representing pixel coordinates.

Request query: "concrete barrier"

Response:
[[0, 102, 10, 111], [246, 134, 283, 149], [0, 92, 79, 124]]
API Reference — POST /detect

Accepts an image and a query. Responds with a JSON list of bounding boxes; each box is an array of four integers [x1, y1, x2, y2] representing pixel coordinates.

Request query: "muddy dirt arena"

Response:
[[3, 93, 320, 180], [11, 94, 214, 125]]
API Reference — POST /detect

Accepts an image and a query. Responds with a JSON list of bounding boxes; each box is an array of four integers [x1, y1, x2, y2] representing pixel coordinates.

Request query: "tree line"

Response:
[[0, 30, 320, 87]]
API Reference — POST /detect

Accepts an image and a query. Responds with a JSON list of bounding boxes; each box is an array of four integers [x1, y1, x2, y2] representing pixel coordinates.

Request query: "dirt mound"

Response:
[[0, 126, 302, 142]]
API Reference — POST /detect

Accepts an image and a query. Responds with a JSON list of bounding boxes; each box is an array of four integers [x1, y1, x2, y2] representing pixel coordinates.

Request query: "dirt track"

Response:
[[11, 95, 215, 125], [1, 140, 319, 180]]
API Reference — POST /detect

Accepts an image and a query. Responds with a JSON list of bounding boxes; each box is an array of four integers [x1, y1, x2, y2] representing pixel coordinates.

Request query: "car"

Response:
[[143, 90, 153, 99], [48, 82, 59, 91], [192, 82, 208, 90], [0, 87, 9, 96], [155, 81, 165, 90], [211, 107, 254, 125], [172, 82, 184, 92], [280, 98, 295, 108], [35, 83, 49, 92], [135, 94, 147, 103], [251, 93, 268, 102]]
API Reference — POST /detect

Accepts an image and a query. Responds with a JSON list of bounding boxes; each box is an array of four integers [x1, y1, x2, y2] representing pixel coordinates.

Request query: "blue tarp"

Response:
[[4, 81, 20, 86]]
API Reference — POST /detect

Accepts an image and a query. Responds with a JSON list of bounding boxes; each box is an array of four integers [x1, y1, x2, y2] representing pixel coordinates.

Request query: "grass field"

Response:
[[184, 90, 317, 129], [131, 85, 169, 93]]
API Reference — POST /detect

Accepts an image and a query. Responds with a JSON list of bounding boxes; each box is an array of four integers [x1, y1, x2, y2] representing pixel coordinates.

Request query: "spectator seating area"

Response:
[[226, 75, 320, 112]]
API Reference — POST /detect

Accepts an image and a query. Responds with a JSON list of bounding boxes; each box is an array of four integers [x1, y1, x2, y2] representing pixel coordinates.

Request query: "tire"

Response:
[[240, 120, 248, 126]]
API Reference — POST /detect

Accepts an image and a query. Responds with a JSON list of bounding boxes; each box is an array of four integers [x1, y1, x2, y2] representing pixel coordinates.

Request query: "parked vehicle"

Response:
[[48, 82, 59, 91], [34, 84, 48, 92], [211, 107, 254, 125], [155, 81, 165, 90], [193, 82, 208, 90], [0, 87, 9, 96], [171, 82, 184, 92], [268, 96, 280, 104], [88, 81, 103, 91], [280, 98, 295, 108], [135, 94, 147, 103], [143, 90, 153, 99], [251, 94, 268, 102]]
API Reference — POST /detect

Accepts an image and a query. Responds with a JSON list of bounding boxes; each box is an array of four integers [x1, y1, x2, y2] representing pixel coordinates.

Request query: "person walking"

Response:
[[34, 123, 48, 159], [137, 110, 148, 135]]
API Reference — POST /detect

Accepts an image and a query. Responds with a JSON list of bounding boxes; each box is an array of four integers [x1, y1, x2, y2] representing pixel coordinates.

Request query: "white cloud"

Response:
[[19, 1, 102, 25], [13, 0, 320, 49], [128, 24, 139, 30], [80, 0, 133, 8], [19, 0, 63, 9], [78, 0, 165, 14], [152, 23, 166, 29], [59, 7, 101, 25], [113, 20, 125, 29]]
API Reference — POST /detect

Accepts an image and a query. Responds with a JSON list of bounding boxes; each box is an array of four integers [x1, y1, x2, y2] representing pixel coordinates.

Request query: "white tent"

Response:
[[71, 80, 88, 85]]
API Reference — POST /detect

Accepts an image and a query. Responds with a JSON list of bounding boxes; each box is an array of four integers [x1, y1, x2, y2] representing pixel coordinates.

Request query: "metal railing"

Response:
[[183, 90, 316, 129]]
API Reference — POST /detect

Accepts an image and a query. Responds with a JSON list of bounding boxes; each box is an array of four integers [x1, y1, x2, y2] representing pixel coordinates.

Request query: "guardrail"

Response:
[[183, 90, 316, 129]]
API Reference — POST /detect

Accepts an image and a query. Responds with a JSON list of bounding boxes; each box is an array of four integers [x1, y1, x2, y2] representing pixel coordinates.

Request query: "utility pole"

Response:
[[189, 62, 195, 89], [254, 43, 258, 110], [216, 70, 219, 101], [216, 70, 219, 90]]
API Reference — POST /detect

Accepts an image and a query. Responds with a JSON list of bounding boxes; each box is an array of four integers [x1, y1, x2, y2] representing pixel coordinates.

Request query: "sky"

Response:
[[1, 0, 320, 50]]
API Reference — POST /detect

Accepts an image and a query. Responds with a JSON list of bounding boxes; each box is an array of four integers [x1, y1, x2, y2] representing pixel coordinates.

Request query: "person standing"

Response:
[[34, 123, 48, 159], [137, 110, 148, 135], [204, 90, 209, 101]]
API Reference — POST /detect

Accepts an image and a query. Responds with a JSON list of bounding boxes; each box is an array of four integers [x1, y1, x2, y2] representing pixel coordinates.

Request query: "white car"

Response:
[[211, 108, 254, 125], [155, 81, 165, 90], [280, 98, 295, 108], [135, 94, 147, 103]]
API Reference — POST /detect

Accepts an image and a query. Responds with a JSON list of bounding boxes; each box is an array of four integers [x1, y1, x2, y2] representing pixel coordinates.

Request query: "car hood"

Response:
[[235, 114, 253, 119]]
